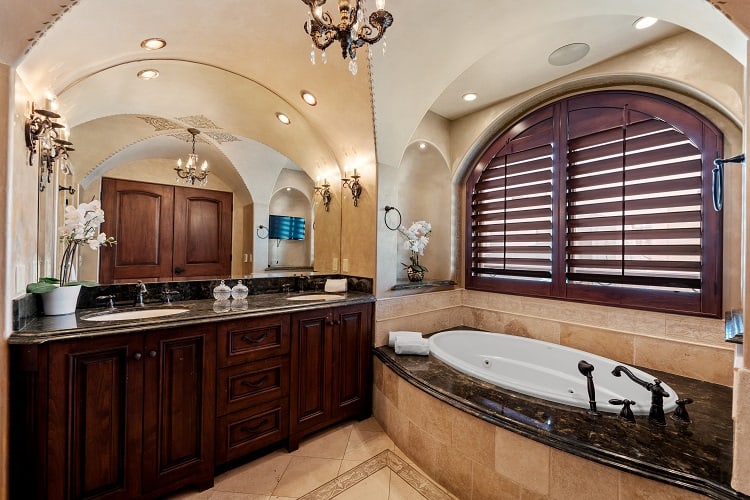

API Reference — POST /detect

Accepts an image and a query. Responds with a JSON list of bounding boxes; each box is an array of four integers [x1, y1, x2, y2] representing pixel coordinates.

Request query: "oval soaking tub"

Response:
[[428, 330, 678, 415]]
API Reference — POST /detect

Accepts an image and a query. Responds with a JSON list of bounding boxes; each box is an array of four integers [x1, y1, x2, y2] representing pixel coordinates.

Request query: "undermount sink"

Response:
[[286, 294, 346, 301], [82, 308, 190, 321]]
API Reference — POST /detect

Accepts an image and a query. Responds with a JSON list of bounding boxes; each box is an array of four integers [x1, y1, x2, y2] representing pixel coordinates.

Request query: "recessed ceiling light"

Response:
[[548, 43, 590, 66], [419, 142, 427, 150], [137, 69, 160, 80], [462, 93, 478, 102], [140, 38, 166, 50], [301, 91, 317, 106], [633, 17, 658, 30], [276, 112, 291, 125]]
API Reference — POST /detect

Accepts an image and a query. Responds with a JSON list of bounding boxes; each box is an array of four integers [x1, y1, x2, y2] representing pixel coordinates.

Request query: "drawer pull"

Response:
[[241, 375, 268, 388], [240, 419, 268, 434], [241, 332, 268, 343]]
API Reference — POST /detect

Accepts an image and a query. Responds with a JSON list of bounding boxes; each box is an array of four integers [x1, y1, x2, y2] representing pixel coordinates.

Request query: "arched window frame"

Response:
[[465, 91, 723, 317]]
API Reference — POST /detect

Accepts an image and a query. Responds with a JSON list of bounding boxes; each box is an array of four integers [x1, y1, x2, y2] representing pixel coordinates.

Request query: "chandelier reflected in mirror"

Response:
[[176, 128, 209, 186], [302, 0, 394, 75]]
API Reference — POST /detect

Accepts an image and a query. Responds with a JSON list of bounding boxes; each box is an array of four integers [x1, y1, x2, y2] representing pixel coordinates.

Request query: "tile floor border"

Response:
[[298, 450, 453, 500]]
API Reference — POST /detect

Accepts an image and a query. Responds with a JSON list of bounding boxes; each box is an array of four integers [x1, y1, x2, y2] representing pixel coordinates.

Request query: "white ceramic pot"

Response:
[[41, 285, 82, 316]]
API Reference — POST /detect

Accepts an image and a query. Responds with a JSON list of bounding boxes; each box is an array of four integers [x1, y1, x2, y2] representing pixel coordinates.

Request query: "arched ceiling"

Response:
[[3, 0, 748, 183]]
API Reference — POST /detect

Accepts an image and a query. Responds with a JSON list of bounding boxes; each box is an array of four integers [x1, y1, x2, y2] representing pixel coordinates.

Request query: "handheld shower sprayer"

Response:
[[712, 153, 745, 211]]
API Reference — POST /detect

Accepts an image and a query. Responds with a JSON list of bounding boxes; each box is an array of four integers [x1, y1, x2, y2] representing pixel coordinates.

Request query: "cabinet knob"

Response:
[[148, 350, 157, 358], [133, 352, 143, 360], [174, 267, 184, 275]]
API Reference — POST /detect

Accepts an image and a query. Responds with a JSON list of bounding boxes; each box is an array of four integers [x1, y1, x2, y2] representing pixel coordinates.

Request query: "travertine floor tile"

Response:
[[272, 456, 342, 498], [344, 429, 394, 461], [390, 471, 428, 500], [292, 423, 353, 460], [214, 450, 292, 495], [335, 468, 391, 500]]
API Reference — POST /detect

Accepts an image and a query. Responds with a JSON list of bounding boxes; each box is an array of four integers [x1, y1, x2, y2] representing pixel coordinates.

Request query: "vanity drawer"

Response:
[[216, 399, 289, 465], [217, 356, 289, 416], [217, 314, 290, 367]]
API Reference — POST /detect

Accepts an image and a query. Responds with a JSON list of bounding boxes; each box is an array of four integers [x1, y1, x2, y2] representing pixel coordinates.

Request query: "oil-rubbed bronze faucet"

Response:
[[611, 365, 670, 426], [134, 280, 148, 306], [578, 360, 600, 416]]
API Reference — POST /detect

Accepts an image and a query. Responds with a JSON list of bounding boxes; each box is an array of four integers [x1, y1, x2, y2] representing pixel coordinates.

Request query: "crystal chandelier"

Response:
[[302, 0, 394, 75], [176, 128, 209, 186]]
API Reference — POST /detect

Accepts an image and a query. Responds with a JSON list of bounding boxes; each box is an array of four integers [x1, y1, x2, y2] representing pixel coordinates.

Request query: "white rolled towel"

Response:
[[324, 278, 348, 293], [388, 331, 423, 347], [395, 337, 430, 356]]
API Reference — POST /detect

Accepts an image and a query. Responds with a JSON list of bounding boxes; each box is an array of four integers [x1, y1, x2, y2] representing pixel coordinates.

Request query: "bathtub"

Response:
[[428, 330, 678, 415]]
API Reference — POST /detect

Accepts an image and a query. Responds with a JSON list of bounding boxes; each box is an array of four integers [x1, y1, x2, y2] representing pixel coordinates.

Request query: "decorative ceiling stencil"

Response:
[[23, 1, 81, 55], [170, 132, 209, 144], [137, 116, 181, 131], [178, 115, 218, 129], [204, 131, 240, 144]]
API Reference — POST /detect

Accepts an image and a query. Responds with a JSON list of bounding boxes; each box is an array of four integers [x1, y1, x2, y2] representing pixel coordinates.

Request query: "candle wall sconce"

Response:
[[314, 179, 332, 212], [25, 103, 74, 192], [341, 169, 362, 207]]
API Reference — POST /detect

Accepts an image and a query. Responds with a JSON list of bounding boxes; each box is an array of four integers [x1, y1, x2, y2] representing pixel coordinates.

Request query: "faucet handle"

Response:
[[609, 398, 637, 423], [671, 398, 694, 424], [161, 289, 180, 304], [96, 294, 116, 309]]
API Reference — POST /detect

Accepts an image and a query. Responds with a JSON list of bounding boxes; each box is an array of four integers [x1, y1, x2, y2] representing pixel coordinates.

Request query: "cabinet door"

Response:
[[142, 324, 216, 495], [100, 177, 175, 283], [173, 186, 233, 279], [332, 303, 372, 418], [48, 335, 144, 500], [290, 309, 333, 437]]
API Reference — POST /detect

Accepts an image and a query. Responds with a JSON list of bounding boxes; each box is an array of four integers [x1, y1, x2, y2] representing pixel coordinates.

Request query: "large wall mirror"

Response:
[[36, 60, 350, 284]]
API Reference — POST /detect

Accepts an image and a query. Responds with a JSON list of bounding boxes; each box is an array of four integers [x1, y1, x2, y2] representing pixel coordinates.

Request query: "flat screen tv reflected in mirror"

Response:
[[269, 214, 306, 240]]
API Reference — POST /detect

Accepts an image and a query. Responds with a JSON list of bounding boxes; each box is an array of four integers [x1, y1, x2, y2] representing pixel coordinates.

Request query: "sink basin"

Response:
[[286, 294, 346, 301], [82, 308, 190, 321]]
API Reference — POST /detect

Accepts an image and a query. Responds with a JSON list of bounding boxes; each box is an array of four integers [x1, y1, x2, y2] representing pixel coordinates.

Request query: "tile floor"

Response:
[[170, 418, 455, 500]]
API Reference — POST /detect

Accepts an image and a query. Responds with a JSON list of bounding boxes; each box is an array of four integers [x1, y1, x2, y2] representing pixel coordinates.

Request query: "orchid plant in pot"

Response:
[[398, 220, 431, 282], [27, 198, 116, 315]]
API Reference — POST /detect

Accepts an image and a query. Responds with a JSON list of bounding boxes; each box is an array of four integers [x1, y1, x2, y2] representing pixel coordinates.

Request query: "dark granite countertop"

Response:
[[10, 291, 374, 344], [374, 344, 744, 500]]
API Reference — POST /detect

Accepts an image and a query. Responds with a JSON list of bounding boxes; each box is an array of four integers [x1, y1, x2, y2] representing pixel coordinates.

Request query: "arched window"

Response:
[[465, 91, 723, 317]]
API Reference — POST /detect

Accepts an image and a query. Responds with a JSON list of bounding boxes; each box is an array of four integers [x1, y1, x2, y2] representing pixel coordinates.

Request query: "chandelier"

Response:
[[302, 0, 394, 75], [176, 128, 209, 186]]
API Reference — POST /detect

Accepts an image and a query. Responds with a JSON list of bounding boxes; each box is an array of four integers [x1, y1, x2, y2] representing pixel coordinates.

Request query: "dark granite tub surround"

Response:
[[374, 344, 744, 500], [12, 274, 373, 332], [11, 291, 374, 344]]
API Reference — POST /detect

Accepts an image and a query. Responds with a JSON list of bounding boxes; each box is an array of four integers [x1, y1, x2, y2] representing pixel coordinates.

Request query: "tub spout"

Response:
[[577, 360, 600, 416], [611, 365, 670, 426]]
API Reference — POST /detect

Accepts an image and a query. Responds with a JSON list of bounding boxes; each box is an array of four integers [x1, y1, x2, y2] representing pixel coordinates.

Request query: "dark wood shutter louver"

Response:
[[466, 91, 723, 317], [566, 109, 703, 293], [470, 114, 554, 285]]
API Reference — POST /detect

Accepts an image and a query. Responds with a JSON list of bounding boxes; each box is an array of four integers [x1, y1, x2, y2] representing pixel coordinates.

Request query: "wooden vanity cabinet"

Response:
[[11, 324, 216, 500], [215, 314, 290, 465], [289, 302, 372, 449]]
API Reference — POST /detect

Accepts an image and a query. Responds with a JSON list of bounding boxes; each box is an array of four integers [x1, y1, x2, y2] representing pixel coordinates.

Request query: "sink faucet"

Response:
[[611, 365, 670, 426], [134, 281, 148, 306]]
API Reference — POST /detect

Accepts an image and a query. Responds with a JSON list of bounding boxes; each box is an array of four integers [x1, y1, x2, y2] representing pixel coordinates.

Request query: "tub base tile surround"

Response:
[[376, 289, 732, 385], [372, 355, 735, 499]]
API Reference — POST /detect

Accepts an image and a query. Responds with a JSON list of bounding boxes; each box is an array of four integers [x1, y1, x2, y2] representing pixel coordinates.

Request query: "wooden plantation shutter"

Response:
[[466, 91, 723, 316], [467, 107, 556, 296]]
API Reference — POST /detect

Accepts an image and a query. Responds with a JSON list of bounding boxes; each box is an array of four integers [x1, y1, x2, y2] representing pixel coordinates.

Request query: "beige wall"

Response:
[[1, 61, 10, 500]]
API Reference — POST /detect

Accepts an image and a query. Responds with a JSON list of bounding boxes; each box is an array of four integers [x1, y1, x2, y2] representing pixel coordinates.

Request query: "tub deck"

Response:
[[374, 341, 741, 499]]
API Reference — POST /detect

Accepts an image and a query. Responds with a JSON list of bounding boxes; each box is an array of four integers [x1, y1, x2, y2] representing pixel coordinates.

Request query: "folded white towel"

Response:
[[395, 337, 430, 356], [324, 278, 348, 293], [388, 331, 423, 347]]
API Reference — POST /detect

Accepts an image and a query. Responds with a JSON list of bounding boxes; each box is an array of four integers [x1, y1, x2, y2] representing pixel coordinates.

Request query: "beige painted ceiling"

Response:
[[3, 0, 747, 184]]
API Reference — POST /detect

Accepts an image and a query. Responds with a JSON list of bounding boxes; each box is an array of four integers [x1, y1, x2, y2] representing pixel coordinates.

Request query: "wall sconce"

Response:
[[25, 103, 74, 192], [341, 169, 362, 207], [314, 178, 332, 212]]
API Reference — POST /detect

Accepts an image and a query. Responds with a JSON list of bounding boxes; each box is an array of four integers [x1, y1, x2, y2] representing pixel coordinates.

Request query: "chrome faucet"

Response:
[[134, 280, 148, 306], [611, 365, 670, 426]]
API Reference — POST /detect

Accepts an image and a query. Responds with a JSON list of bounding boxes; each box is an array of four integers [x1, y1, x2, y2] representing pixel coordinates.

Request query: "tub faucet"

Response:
[[611, 365, 670, 426], [577, 360, 600, 416], [134, 281, 148, 306]]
